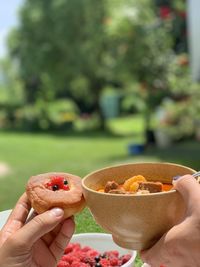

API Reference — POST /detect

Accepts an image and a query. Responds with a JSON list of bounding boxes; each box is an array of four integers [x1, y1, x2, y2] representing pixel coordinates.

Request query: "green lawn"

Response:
[[0, 116, 200, 267]]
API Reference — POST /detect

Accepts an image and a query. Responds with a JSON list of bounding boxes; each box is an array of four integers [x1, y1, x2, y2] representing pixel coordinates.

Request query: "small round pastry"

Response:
[[26, 172, 85, 218]]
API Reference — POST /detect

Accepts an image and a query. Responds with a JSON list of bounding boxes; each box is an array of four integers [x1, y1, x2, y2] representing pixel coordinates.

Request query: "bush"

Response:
[[46, 99, 79, 130], [0, 110, 8, 128], [153, 98, 195, 141], [15, 104, 44, 130], [14, 99, 79, 131]]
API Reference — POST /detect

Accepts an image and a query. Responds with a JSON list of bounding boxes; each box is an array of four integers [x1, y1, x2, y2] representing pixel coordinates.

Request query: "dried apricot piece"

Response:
[[123, 175, 146, 191], [97, 188, 105, 193], [129, 182, 139, 192]]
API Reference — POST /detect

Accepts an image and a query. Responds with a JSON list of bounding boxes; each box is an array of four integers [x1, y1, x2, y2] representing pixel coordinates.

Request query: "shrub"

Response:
[[14, 99, 79, 131], [46, 99, 79, 130]]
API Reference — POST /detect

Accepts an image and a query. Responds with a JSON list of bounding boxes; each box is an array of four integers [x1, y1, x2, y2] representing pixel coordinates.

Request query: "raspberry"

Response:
[[71, 262, 89, 267], [87, 249, 99, 257], [106, 250, 119, 258], [120, 254, 131, 264], [83, 255, 95, 265], [57, 242, 132, 267], [61, 254, 77, 264], [76, 251, 87, 261], [64, 243, 73, 253], [100, 258, 110, 267], [82, 246, 92, 252], [57, 261, 70, 267], [72, 242, 81, 251], [110, 257, 119, 266]]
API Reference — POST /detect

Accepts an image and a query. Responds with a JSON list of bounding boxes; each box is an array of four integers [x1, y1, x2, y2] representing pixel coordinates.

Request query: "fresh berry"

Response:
[[63, 185, 70, 190], [100, 258, 110, 266], [82, 246, 92, 252], [52, 184, 59, 191], [100, 253, 107, 258], [87, 249, 99, 257], [95, 255, 101, 262], [64, 243, 73, 253], [107, 250, 119, 258], [110, 257, 119, 266], [58, 242, 132, 267], [51, 176, 65, 186], [83, 256, 95, 265], [71, 243, 81, 251], [57, 261, 70, 267], [46, 176, 70, 191], [120, 254, 131, 264]]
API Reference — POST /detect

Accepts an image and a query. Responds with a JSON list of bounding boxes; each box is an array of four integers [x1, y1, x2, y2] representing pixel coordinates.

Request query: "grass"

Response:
[[0, 115, 200, 266], [107, 115, 146, 139]]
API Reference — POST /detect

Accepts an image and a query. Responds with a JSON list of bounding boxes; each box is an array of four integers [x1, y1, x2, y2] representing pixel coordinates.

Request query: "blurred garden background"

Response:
[[0, 0, 200, 265]]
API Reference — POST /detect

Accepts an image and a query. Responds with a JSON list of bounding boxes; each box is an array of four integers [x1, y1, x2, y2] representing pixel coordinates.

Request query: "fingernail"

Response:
[[51, 208, 64, 217], [173, 175, 181, 181]]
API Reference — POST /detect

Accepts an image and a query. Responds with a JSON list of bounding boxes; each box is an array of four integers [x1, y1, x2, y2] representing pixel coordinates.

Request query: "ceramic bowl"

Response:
[[82, 162, 195, 250], [71, 233, 137, 267]]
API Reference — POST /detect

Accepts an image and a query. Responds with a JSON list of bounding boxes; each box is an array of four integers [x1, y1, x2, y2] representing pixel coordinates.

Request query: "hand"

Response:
[[140, 175, 200, 267], [0, 193, 75, 267]]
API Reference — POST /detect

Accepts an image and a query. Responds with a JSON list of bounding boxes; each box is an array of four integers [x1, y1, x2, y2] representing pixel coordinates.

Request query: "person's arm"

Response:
[[0, 193, 75, 267], [140, 175, 200, 267]]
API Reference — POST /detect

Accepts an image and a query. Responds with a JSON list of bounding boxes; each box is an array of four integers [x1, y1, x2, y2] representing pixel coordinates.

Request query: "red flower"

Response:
[[159, 6, 171, 19]]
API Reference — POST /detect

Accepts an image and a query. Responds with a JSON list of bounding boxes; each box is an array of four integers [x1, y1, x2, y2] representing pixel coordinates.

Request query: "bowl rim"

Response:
[[82, 162, 196, 196]]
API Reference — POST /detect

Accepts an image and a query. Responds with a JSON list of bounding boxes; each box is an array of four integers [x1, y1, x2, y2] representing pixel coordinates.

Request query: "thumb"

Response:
[[15, 208, 64, 247], [173, 175, 200, 213]]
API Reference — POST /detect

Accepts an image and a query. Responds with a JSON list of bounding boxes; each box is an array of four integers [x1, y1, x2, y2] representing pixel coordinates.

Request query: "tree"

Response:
[[105, 0, 173, 142], [8, 0, 109, 128], [7, 0, 175, 134], [0, 58, 24, 127], [0, 58, 24, 106]]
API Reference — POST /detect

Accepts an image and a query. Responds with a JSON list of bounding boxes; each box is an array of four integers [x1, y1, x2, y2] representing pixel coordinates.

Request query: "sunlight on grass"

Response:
[[108, 115, 145, 135]]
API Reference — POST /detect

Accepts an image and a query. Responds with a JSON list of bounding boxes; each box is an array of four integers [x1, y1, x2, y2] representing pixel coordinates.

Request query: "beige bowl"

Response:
[[82, 162, 196, 251]]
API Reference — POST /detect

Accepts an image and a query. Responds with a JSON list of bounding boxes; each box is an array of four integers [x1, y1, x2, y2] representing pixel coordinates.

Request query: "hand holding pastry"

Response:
[[0, 193, 75, 267]]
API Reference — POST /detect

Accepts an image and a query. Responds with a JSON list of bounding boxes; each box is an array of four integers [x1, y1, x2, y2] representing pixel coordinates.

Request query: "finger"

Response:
[[0, 193, 31, 246], [42, 223, 63, 246], [140, 249, 162, 267], [50, 217, 75, 262], [140, 232, 169, 267], [173, 175, 200, 213], [15, 208, 64, 248], [3, 193, 31, 227]]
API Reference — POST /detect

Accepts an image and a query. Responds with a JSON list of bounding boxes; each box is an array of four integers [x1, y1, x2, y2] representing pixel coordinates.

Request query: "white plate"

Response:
[[0, 209, 12, 229]]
